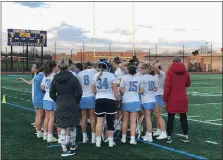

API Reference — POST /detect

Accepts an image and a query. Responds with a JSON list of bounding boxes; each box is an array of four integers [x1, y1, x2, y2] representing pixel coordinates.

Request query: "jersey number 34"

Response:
[[97, 78, 108, 89]]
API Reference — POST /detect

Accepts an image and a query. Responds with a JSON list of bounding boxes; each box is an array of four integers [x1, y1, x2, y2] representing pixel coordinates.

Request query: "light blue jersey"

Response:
[[33, 72, 45, 108]]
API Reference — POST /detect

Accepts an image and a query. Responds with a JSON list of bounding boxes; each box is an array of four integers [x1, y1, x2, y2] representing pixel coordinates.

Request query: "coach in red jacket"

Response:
[[163, 56, 191, 144]]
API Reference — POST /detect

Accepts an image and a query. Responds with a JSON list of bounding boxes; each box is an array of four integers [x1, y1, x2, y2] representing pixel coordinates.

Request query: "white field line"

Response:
[[176, 115, 199, 118], [191, 87, 221, 89], [188, 92, 222, 97], [1, 87, 31, 93], [205, 119, 222, 122], [189, 102, 222, 106], [205, 141, 218, 145], [187, 116, 200, 118], [162, 113, 199, 118], [4, 95, 31, 102], [161, 114, 222, 126]]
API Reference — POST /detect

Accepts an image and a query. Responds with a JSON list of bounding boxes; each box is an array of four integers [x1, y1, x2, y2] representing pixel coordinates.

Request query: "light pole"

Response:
[[210, 43, 212, 72], [205, 42, 208, 55], [155, 44, 157, 60], [71, 50, 73, 59], [183, 45, 184, 64], [149, 50, 151, 61]]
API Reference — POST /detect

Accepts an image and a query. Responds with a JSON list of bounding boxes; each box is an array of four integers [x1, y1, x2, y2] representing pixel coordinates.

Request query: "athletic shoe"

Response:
[[130, 139, 137, 145], [61, 150, 75, 157], [143, 134, 153, 142], [156, 132, 167, 140], [58, 138, 61, 144], [47, 136, 58, 143], [37, 131, 43, 138], [121, 137, 126, 144], [153, 129, 161, 136], [108, 139, 115, 147], [83, 136, 89, 143], [91, 136, 96, 144], [70, 144, 78, 151], [181, 136, 189, 143], [166, 136, 172, 144], [31, 122, 35, 126], [96, 139, 101, 147], [43, 135, 47, 141]]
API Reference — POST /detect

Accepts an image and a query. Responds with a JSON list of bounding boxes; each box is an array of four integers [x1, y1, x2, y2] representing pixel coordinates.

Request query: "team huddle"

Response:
[[18, 56, 168, 157]]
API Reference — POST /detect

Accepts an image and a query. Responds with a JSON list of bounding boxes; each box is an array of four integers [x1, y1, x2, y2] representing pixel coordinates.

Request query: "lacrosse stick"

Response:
[[136, 115, 144, 139], [102, 115, 108, 142], [114, 115, 122, 139]]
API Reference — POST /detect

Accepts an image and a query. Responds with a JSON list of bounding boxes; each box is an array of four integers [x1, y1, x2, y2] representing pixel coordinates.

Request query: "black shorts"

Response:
[[95, 98, 117, 117]]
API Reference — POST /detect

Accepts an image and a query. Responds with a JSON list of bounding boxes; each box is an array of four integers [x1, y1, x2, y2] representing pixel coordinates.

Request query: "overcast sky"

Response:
[[1, 1, 222, 54]]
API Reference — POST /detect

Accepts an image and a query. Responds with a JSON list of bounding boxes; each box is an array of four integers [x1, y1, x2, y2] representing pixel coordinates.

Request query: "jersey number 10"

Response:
[[148, 81, 155, 91]]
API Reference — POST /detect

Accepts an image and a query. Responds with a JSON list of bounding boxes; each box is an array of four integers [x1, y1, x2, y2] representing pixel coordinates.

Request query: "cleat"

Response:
[[156, 132, 167, 140], [166, 136, 172, 144], [47, 136, 58, 143], [61, 150, 75, 157]]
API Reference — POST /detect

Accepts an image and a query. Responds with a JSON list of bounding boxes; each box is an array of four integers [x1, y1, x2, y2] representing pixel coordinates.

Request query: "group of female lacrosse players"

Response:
[[18, 56, 167, 157]]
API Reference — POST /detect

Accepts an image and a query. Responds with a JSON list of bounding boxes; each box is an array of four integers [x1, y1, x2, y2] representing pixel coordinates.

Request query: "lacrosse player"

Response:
[[119, 63, 144, 145]]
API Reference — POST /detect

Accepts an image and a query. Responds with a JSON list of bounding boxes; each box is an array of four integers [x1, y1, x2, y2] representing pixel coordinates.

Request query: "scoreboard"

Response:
[[7, 29, 47, 47]]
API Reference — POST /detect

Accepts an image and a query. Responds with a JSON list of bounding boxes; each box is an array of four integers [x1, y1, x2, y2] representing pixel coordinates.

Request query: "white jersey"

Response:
[[115, 67, 126, 91], [78, 69, 98, 97], [120, 74, 143, 103], [41, 72, 56, 101], [70, 71, 77, 77], [92, 71, 117, 100], [155, 70, 165, 96], [140, 74, 157, 103], [115, 67, 125, 80]]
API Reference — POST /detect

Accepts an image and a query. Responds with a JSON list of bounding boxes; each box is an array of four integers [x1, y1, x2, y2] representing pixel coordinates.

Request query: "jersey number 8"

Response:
[[84, 75, 90, 85]]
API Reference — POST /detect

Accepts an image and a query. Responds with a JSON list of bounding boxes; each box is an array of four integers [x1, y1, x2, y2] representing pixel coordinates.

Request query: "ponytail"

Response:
[[36, 62, 45, 74], [97, 68, 103, 81], [43, 61, 57, 77], [127, 64, 137, 75]]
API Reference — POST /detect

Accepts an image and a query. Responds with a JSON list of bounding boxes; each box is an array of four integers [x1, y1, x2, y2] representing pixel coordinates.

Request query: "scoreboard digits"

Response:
[[7, 29, 47, 47]]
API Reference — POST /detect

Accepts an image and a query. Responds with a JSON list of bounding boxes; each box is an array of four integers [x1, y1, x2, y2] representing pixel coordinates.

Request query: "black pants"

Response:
[[167, 113, 188, 136]]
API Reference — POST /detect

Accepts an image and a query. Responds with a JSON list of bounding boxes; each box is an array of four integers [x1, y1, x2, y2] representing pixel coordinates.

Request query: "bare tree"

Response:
[[176, 50, 183, 55]]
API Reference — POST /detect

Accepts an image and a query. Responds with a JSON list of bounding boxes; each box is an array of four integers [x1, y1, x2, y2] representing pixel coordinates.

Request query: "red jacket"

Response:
[[163, 62, 191, 113]]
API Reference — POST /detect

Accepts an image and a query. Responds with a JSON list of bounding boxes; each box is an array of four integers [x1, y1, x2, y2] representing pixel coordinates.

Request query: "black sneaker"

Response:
[[181, 136, 189, 143], [166, 136, 172, 144], [70, 144, 78, 151], [61, 150, 75, 157]]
